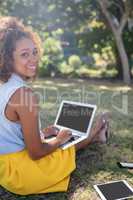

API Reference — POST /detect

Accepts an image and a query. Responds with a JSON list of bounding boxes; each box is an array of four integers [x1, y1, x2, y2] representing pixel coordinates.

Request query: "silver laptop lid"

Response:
[[54, 101, 97, 136]]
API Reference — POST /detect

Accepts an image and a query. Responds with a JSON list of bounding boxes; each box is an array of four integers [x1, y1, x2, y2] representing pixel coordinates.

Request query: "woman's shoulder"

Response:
[[11, 86, 37, 104], [6, 86, 39, 119], [16, 86, 33, 94]]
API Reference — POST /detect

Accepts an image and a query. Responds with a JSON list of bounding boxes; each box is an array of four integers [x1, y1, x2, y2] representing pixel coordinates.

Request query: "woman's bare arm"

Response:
[[13, 87, 61, 159], [12, 87, 71, 160]]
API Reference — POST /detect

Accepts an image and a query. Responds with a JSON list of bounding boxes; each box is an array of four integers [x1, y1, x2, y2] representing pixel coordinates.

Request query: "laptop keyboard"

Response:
[[67, 135, 81, 143], [57, 127, 81, 140], [45, 127, 81, 145], [45, 133, 81, 144], [46, 134, 80, 140]]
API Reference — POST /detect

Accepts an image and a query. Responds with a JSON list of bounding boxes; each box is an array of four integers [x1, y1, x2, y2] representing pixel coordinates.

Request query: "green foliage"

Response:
[[1, 0, 133, 79], [39, 37, 64, 77], [58, 61, 74, 75], [76, 66, 117, 78], [68, 55, 82, 69], [123, 30, 133, 67], [57, 55, 82, 77]]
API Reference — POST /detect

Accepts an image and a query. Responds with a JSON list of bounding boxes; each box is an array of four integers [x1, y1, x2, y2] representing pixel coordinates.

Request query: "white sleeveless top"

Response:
[[0, 73, 42, 154]]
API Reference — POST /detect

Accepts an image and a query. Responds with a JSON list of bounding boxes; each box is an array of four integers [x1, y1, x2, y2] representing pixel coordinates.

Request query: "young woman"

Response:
[[0, 16, 109, 195]]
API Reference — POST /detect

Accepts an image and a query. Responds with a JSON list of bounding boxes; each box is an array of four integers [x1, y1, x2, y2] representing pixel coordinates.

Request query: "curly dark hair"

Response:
[[0, 16, 42, 82]]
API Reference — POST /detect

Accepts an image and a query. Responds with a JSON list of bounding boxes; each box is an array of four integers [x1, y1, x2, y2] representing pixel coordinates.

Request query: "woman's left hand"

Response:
[[41, 125, 59, 137]]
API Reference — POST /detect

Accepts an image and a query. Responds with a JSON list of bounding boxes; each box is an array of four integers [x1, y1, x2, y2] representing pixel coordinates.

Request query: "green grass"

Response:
[[0, 77, 133, 200]]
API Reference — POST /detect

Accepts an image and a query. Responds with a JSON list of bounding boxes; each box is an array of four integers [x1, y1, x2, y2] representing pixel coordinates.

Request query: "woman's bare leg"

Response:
[[75, 114, 109, 151], [75, 128, 100, 151]]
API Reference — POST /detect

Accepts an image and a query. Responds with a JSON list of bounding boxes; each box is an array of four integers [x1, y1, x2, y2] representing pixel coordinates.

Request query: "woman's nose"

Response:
[[29, 53, 38, 62]]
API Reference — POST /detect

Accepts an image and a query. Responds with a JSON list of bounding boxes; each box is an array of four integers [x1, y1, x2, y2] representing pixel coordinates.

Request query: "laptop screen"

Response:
[[56, 103, 94, 133]]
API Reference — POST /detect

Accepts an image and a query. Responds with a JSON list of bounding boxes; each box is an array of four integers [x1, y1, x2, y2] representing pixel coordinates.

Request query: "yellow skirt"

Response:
[[0, 146, 76, 195]]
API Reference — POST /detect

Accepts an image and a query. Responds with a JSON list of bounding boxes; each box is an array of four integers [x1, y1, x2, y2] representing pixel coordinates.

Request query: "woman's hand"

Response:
[[41, 125, 59, 138], [56, 129, 72, 145]]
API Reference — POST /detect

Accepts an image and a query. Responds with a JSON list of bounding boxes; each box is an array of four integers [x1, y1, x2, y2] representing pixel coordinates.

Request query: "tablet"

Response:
[[117, 162, 133, 169], [94, 180, 133, 200]]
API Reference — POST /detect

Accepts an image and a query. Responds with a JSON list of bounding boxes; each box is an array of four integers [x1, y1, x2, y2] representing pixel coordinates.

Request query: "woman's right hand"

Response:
[[56, 129, 72, 145]]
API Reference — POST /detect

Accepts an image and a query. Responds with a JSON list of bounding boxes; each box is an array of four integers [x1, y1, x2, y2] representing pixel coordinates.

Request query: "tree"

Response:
[[1, 0, 133, 82], [97, 0, 133, 84]]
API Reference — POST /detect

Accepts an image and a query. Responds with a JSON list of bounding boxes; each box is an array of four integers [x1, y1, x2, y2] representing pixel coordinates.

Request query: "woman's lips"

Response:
[[27, 65, 36, 70]]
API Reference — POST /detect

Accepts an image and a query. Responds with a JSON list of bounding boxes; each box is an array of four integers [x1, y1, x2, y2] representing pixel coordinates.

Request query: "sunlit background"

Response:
[[0, 0, 133, 83]]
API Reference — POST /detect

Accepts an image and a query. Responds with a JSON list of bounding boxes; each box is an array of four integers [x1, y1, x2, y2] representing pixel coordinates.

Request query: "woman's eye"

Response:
[[21, 52, 29, 58]]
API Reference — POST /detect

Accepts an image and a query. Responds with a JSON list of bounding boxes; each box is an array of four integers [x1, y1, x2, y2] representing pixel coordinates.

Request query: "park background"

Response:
[[0, 0, 133, 200]]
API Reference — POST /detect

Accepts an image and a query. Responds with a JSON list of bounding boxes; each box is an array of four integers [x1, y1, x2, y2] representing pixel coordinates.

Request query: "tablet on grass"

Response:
[[94, 180, 133, 200]]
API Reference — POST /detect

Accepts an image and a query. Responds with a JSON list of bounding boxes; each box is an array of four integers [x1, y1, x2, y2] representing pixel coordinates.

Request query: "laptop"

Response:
[[52, 100, 97, 149]]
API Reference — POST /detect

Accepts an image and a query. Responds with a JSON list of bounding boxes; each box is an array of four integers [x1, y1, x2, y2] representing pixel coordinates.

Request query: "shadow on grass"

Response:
[[68, 133, 133, 199]]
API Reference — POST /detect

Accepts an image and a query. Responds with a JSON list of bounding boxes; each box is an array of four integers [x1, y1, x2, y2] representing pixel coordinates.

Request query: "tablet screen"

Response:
[[94, 180, 133, 200]]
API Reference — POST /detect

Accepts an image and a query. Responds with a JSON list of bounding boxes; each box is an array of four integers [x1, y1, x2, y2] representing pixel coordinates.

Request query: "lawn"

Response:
[[0, 77, 133, 200]]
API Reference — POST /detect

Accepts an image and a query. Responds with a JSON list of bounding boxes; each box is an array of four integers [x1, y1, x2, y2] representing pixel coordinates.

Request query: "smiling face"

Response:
[[13, 37, 39, 79]]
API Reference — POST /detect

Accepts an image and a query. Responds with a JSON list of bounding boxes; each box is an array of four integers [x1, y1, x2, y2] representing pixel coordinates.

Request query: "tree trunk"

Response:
[[116, 55, 123, 79], [114, 33, 131, 84], [97, 0, 131, 84], [113, 46, 123, 79]]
